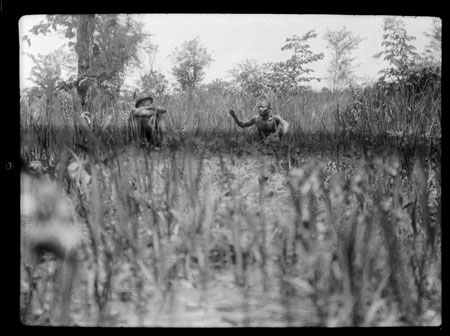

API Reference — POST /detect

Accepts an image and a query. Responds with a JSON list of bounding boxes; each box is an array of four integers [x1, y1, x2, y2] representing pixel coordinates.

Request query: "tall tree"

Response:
[[374, 17, 420, 83], [324, 27, 364, 91], [170, 37, 213, 92], [24, 15, 153, 103], [264, 30, 325, 97], [76, 15, 95, 77]]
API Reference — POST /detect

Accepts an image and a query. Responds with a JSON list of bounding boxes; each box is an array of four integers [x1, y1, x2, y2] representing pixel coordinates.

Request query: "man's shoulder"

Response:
[[272, 114, 286, 121]]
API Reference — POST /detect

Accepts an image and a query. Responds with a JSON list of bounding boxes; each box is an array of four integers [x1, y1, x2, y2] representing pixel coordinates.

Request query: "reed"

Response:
[[20, 83, 440, 326]]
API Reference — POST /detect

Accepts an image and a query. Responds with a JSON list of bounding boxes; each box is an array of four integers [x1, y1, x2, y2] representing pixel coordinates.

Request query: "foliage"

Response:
[[277, 31, 324, 85], [20, 124, 441, 327], [170, 37, 213, 91], [229, 59, 268, 97], [324, 27, 365, 92], [373, 17, 420, 83], [203, 78, 234, 92], [22, 15, 78, 47], [230, 31, 324, 98], [92, 15, 152, 93], [263, 31, 324, 97], [370, 17, 441, 102], [138, 69, 169, 98], [26, 48, 77, 105], [27, 53, 61, 92], [423, 18, 442, 65], [19, 18, 442, 325], [402, 63, 441, 97], [19, 68, 441, 326], [24, 14, 153, 94]]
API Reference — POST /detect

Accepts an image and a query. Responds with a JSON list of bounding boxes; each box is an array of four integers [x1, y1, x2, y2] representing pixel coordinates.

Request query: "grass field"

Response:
[[20, 85, 441, 326]]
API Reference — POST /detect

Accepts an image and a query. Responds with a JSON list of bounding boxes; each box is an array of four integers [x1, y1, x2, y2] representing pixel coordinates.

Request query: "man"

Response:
[[229, 100, 289, 140], [128, 95, 167, 147]]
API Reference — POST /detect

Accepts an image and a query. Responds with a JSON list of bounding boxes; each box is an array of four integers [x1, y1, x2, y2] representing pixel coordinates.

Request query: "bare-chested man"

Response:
[[229, 100, 289, 140]]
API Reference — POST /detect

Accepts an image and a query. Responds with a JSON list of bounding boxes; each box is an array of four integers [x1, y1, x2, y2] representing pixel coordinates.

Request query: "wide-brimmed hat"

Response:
[[135, 95, 154, 108]]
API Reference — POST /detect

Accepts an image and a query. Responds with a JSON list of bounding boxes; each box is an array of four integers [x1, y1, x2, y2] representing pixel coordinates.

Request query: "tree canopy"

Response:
[[374, 17, 420, 83], [170, 37, 213, 92], [24, 14, 154, 94], [324, 27, 365, 91]]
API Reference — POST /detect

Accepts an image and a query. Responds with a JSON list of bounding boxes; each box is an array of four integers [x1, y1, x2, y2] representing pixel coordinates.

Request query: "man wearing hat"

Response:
[[128, 95, 167, 147]]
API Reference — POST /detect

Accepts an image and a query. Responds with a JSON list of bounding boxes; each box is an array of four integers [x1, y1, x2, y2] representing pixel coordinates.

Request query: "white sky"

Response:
[[19, 14, 439, 91]]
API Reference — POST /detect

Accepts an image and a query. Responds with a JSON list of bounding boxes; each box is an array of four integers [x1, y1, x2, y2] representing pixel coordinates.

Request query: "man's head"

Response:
[[257, 100, 272, 116]]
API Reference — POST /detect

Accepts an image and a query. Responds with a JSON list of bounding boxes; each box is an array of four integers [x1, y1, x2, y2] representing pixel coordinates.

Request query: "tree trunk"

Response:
[[75, 15, 95, 109], [76, 15, 95, 77]]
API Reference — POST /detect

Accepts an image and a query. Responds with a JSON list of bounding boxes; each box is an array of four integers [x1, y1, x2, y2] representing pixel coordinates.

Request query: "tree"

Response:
[[324, 27, 365, 91], [374, 17, 420, 83], [265, 30, 324, 97], [23, 15, 95, 79], [423, 18, 442, 66], [229, 31, 324, 98], [170, 37, 213, 92], [201, 79, 236, 97], [28, 53, 61, 94], [92, 15, 154, 93], [229, 59, 268, 97], [26, 48, 77, 106], [405, 18, 441, 97], [24, 15, 153, 105], [139, 70, 169, 98], [76, 15, 95, 77]]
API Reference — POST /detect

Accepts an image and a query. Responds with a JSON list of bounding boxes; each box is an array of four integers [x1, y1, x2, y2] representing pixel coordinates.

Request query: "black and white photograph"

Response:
[[19, 14, 441, 327]]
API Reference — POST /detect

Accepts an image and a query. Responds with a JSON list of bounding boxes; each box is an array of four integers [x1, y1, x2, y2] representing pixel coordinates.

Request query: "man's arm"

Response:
[[131, 107, 156, 118], [273, 114, 290, 135], [132, 106, 167, 118], [229, 109, 255, 128]]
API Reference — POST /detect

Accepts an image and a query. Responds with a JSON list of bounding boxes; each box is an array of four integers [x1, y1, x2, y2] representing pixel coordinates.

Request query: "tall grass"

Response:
[[20, 83, 441, 326]]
